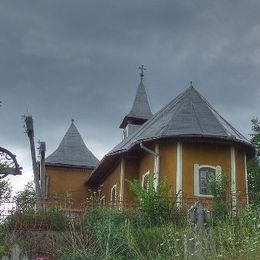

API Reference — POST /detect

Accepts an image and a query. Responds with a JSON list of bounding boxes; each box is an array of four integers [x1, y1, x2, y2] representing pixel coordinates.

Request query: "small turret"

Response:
[[120, 66, 153, 139], [46, 120, 99, 168]]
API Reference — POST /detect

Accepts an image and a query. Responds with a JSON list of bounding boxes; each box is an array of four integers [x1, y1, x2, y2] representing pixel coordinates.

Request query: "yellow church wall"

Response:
[[101, 162, 121, 203], [97, 140, 249, 206], [124, 158, 139, 203], [46, 166, 92, 207], [182, 142, 231, 197], [138, 149, 154, 181], [159, 141, 177, 192]]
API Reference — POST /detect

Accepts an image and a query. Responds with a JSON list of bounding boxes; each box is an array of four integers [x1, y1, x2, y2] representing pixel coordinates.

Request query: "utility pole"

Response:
[[24, 115, 41, 204], [39, 141, 46, 200]]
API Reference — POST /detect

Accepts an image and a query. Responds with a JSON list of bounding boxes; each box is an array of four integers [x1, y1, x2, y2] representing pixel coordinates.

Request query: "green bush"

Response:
[[0, 179, 12, 201], [129, 173, 179, 225], [6, 205, 69, 231], [14, 182, 36, 212], [84, 207, 136, 259], [0, 245, 8, 258], [48, 206, 68, 231], [208, 175, 230, 222], [60, 249, 101, 260]]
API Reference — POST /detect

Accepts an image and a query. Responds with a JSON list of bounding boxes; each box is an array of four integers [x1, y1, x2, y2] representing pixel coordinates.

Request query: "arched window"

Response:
[[100, 196, 105, 206], [142, 171, 150, 190], [111, 184, 117, 203], [199, 167, 216, 195], [194, 164, 221, 197]]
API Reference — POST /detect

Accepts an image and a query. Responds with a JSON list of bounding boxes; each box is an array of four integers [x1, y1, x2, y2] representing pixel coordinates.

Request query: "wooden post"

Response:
[[186, 201, 210, 258], [188, 201, 209, 232], [25, 116, 41, 205], [196, 202, 207, 232], [11, 244, 21, 260], [39, 141, 46, 200]]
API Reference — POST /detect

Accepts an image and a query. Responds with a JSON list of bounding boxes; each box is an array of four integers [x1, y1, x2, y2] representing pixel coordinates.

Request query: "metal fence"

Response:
[[0, 193, 253, 221], [0, 198, 16, 221]]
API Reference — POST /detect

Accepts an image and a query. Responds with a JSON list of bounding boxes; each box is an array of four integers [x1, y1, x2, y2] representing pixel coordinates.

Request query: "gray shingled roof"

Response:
[[87, 85, 254, 186], [111, 85, 251, 155], [46, 122, 99, 168], [120, 80, 153, 128]]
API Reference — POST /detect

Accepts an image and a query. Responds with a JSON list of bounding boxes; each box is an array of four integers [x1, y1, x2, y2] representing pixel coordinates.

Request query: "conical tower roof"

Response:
[[46, 121, 99, 168], [112, 85, 252, 154], [120, 79, 153, 128]]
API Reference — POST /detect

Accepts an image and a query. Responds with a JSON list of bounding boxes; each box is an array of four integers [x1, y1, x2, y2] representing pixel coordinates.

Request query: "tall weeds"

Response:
[[3, 177, 260, 259]]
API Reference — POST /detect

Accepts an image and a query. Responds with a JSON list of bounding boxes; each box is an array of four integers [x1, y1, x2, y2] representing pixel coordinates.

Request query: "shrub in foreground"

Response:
[[129, 174, 180, 225]]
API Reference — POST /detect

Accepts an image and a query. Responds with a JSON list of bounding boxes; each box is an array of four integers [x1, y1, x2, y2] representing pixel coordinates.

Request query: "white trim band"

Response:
[[231, 146, 237, 209], [111, 184, 117, 202], [244, 153, 249, 204], [176, 142, 183, 203], [154, 144, 160, 190], [119, 159, 125, 202], [142, 170, 151, 189]]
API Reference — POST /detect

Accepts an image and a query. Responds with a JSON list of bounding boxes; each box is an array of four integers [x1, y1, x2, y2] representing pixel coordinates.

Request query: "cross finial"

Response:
[[190, 81, 193, 87], [138, 65, 146, 81], [71, 118, 75, 123]]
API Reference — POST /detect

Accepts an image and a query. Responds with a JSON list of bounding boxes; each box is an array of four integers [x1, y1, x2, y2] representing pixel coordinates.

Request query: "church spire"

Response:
[[120, 67, 153, 138]]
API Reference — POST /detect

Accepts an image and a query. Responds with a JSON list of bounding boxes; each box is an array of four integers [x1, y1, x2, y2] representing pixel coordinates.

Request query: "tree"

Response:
[[250, 117, 260, 158], [0, 163, 12, 222], [0, 180, 12, 200], [0, 163, 12, 201], [248, 118, 260, 202], [14, 182, 36, 211]]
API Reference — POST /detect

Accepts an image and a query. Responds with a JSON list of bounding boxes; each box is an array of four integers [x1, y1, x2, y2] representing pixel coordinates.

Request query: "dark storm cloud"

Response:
[[0, 0, 260, 190]]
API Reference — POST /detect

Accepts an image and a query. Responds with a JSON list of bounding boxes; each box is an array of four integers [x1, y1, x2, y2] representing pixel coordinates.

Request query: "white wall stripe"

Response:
[[244, 153, 249, 204], [231, 146, 237, 209], [119, 159, 125, 202], [154, 144, 160, 190], [176, 142, 183, 204]]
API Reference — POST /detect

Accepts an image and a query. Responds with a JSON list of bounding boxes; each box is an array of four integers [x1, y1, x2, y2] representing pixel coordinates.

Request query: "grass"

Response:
[[1, 204, 260, 259], [2, 180, 260, 260]]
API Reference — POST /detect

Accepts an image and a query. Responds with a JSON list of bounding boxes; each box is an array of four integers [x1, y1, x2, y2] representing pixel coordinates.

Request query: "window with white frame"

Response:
[[194, 164, 221, 197], [110, 184, 117, 203], [100, 195, 105, 206], [141, 171, 150, 190]]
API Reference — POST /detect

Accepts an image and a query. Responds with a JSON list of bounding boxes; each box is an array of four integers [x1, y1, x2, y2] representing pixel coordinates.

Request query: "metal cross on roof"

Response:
[[138, 65, 146, 80]]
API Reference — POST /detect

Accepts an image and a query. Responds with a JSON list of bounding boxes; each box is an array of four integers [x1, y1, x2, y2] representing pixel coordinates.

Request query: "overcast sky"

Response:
[[0, 0, 260, 192]]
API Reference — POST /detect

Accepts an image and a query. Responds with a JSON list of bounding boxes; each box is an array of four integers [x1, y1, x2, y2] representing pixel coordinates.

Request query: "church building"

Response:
[[86, 69, 254, 207], [43, 68, 255, 208]]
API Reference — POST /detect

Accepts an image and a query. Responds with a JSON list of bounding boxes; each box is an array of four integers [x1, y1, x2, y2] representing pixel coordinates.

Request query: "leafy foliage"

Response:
[[248, 118, 260, 204], [0, 161, 12, 201], [129, 173, 178, 225], [208, 175, 230, 221], [14, 181, 36, 211], [60, 205, 260, 259], [250, 117, 260, 158], [2, 173, 260, 258], [0, 179, 12, 201]]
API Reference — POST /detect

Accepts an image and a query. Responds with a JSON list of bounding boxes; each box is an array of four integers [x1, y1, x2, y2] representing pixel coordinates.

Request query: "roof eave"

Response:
[[46, 162, 96, 170], [87, 134, 255, 186], [119, 115, 151, 129]]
